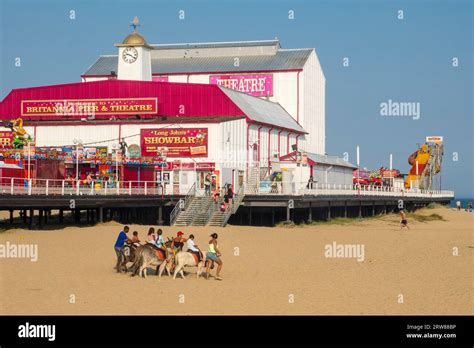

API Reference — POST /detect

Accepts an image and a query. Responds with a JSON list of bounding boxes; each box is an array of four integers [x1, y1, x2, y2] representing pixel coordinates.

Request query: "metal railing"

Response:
[[0, 178, 454, 200], [244, 181, 454, 199], [170, 182, 196, 226], [0, 178, 175, 196], [217, 186, 245, 227]]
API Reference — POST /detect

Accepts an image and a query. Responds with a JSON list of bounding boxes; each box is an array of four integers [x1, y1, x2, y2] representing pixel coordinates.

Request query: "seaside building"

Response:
[[0, 18, 349, 194]]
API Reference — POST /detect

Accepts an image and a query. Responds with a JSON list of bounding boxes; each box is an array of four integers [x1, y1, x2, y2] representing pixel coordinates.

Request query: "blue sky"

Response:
[[0, 0, 472, 197]]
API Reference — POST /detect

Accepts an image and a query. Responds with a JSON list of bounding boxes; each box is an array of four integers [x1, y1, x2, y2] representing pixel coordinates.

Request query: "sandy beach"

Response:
[[0, 207, 472, 315]]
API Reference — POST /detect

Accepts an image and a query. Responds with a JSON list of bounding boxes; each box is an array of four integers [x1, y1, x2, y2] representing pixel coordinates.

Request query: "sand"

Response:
[[0, 207, 472, 315]]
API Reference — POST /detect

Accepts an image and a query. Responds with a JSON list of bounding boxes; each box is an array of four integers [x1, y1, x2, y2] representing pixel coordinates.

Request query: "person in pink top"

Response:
[[146, 227, 156, 244]]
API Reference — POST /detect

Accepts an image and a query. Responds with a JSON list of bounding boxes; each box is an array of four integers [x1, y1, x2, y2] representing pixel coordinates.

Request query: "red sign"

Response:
[[152, 76, 169, 82], [21, 98, 158, 117], [210, 74, 273, 96], [0, 131, 15, 148], [141, 128, 208, 157]]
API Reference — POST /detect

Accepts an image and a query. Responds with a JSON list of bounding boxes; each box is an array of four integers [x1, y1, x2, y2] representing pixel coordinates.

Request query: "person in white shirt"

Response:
[[456, 200, 461, 211], [187, 234, 202, 261], [155, 229, 165, 248]]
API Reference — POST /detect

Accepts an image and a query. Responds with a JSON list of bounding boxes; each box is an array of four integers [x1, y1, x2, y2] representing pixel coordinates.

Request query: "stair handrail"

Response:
[[170, 183, 196, 225], [200, 198, 218, 225], [220, 186, 244, 226], [182, 182, 197, 211]]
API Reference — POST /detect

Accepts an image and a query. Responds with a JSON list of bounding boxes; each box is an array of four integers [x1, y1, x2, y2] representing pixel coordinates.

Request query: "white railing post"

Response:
[[61, 180, 65, 195], [76, 181, 80, 195], [129, 181, 132, 195], [105, 181, 108, 195], [46, 180, 49, 196], [28, 180, 32, 195], [117, 181, 120, 195], [10, 178, 14, 195], [144, 182, 147, 195], [90, 181, 94, 195]]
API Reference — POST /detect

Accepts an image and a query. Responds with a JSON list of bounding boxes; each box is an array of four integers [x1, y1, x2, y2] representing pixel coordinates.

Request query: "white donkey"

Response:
[[172, 251, 206, 279]]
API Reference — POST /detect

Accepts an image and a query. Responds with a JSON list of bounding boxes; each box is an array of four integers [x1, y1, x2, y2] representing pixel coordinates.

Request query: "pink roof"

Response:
[[0, 79, 246, 121]]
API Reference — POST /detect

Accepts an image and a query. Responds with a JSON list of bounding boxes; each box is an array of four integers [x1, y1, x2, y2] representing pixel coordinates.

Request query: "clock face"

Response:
[[122, 47, 138, 63]]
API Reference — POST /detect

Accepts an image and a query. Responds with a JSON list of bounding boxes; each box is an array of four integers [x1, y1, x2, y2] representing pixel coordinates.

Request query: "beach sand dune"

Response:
[[0, 207, 472, 315]]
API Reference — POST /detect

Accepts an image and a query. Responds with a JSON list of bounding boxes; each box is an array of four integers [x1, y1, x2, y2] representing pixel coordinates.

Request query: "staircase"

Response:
[[208, 187, 244, 227], [245, 166, 260, 194], [173, 196, 213, 226], [190, 197, 216, 226]]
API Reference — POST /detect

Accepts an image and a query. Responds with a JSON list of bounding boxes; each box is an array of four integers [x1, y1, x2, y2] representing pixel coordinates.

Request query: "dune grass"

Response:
[[407, 212, 445, 222], [426, 202, 445, 209]]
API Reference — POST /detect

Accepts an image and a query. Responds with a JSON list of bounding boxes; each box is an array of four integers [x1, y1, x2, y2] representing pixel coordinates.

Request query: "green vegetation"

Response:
[[407, 212, 445, 222], [426, 202, 445, 209], [276, 216, 376, 228]]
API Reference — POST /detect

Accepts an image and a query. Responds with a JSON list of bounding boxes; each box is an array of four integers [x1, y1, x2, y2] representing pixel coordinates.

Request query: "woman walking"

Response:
[[206, 233, 223, 280]]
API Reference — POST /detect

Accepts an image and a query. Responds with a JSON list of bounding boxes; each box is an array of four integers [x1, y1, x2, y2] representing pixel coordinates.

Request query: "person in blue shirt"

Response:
[[114, 226, 131, 261]]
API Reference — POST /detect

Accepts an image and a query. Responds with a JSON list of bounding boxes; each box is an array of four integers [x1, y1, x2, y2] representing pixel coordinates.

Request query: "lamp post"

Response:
[[389, 153, 393, 190], [27, 140, 31, 182], [356, 145, 360, 191], [73, 139, 83, 181], [112, 144, 119, 183]]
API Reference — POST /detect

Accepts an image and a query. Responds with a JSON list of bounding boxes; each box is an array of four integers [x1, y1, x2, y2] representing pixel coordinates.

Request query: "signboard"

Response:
[[21, 98, 158, 117], [426, 136, 443, 144], [380, 169, 400, 178], [141, 128, 208, 157], [209, 74, 273, 97], [0, 131, 15, 148], [127, 144, 141, 158], [96, 147, 108, 158]]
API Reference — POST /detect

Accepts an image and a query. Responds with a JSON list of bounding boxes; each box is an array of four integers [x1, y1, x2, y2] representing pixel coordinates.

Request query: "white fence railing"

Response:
[[244, 181, 454, 199], [0, 178, 455, 199], [0, 178, 188, 196]]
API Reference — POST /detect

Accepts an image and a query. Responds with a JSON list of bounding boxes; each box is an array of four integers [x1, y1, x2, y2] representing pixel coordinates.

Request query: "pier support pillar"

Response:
[[307, 203, 312, 223], [99, 207, 103, 223], [22, 210, 27, 224], [38, 210, 43, 229], [9, 210, 13, 224], [344, 201, 348, 218], [372, 201, 375, 216], [327, 202, 331, 221], [249, 207, 253, 225], [383, 202, 387, 215], [74, 209, 81, 223], [286, 205, 290, 222], [271, 210, 275, 226], [358, 202, 362, 218], [59, 209, 64, 223], [29, 209, 34, 230], [157, 206, 164, 225]]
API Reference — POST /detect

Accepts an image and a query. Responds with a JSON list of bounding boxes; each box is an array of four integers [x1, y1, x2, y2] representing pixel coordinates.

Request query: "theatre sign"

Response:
[[209, 74, 273, 96], [21, 98, 158, 117]]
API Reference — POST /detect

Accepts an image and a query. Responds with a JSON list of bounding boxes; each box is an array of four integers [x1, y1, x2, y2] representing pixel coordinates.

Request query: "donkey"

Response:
[[131, 241, 173, 278], [172, 250, 206, 280], [116, 242, 141, 273]]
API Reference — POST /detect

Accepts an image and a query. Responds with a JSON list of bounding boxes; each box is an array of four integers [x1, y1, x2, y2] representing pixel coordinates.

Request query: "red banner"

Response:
[[141, 128, 208, 157], [21, 98, 158, 117], [0, 131, 15, 148]]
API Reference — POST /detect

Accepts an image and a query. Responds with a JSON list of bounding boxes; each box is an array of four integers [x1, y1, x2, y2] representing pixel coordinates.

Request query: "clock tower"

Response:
[[115, 17, 152, 81]]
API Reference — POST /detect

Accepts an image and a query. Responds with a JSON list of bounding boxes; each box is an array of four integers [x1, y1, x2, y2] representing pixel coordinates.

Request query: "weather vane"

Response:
[[130, 16, 140, 31]]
